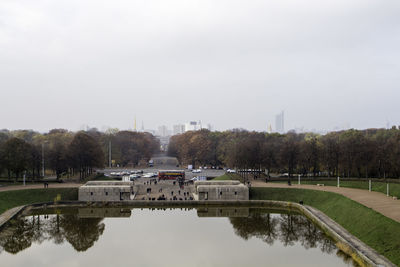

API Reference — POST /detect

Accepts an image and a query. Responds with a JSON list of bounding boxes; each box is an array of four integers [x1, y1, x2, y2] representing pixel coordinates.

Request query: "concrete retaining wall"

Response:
[[196, 185, 249, 200], [79, 185, 132, 201]]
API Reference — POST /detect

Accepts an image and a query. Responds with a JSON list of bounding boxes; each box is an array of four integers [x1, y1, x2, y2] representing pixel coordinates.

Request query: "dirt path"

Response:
[[0, 183, 82, 192], [253, 181, 400, 223]]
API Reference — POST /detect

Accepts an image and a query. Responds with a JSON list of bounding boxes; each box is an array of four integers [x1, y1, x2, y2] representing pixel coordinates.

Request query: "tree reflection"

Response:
[[0, 218, 35, 254], [0, 214, 105, 254], [230, 212, 279, 245], [60, 215, 105, 252], [229, 210, 336, 255]]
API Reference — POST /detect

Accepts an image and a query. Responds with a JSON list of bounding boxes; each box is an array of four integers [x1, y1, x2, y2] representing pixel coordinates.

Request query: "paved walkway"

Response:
[[0, 206, 25, 228], [0, 183, 81, 192], [253, 181, 400, 223]]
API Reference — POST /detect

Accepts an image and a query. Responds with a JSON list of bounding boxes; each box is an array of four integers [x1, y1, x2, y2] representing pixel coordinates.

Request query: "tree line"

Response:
[[0, 128, 160, 181], [168, 127, 400, 178]]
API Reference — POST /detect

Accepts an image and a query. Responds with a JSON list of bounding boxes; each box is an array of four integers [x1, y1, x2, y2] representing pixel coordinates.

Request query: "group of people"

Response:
[[140, 179, 193, 201]]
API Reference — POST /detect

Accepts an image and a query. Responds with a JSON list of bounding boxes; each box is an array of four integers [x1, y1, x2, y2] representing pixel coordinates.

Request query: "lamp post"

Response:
[[109, 140, 112, 168]]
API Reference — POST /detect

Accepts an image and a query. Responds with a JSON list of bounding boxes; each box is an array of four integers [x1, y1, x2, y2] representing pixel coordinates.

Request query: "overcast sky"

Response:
[[1, 0, 399, 133]]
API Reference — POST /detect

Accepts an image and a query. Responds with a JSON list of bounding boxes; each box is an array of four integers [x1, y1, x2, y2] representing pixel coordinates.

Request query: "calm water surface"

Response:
[[0, 207, 358, 267]]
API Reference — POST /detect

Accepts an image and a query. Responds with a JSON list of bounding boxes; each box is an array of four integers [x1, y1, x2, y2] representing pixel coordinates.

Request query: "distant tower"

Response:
[[268, 124, 272, 133], [141, 121, 144, 132], [275, 111, 284, 134], [134, 116, 137, 131]]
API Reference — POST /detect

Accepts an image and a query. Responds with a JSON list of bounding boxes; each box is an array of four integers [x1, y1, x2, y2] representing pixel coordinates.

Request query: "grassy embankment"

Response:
[[250, 187, 400, 265], [213, 173, 243, 181], [272, 180, 400, 198], [0, 188, 78, 215], [215, 173, 400, 198], [0, 174, 111, 215]]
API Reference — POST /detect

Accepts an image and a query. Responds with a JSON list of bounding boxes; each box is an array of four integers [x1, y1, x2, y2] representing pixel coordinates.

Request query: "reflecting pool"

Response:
[[0, 207, 358, 266]]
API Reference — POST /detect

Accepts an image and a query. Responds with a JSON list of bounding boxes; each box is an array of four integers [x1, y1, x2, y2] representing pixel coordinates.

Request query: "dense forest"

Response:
[[168, 127, 400, 178], [0, 129, 159, 180]]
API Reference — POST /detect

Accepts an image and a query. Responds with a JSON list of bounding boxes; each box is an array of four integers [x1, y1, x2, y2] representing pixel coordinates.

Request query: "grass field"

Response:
[[0, 188, 78, 215], [250, 187, 400, 265], [213, 173, 242, 181], [272, 179, 400, 198]]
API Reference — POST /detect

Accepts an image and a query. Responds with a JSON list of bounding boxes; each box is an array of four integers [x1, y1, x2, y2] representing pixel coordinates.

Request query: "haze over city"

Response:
[[1, 0, 399, 133]]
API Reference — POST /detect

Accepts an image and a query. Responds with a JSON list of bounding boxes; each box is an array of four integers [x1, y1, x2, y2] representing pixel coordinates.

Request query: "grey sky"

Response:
[[1, 0, 399, 133]]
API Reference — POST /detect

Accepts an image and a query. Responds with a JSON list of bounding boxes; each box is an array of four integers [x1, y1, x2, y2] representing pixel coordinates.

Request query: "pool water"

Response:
[[0, 207, 357, 267]]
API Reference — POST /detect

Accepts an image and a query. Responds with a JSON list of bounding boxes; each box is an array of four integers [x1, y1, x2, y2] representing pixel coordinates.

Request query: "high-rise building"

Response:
[[173, 124, 185, 135], [275, 111, 285, 134], [157, 125, 169, 137], [185, 121, 200, 132]]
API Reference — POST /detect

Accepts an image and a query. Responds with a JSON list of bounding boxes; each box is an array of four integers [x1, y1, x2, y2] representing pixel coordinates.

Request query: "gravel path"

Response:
[[253, 181, 400, 223]]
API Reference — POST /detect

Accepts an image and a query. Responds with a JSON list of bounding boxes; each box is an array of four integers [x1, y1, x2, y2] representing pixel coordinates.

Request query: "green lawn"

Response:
[[0, 188, 78, 215], [250, 187, 400, 265], [272, 179, 400, 198], [213, 173, 243, 181]]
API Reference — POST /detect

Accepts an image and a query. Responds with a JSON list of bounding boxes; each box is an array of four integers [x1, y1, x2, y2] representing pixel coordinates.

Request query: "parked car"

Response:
[[129, 174, 141, 180], [192, 169, 202, 173], [227, 169, 236, 173], [191, 176, 207, 182]]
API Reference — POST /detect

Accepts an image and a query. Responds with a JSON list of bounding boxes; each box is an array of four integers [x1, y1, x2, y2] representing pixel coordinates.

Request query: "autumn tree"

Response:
[[1, 138, 33, 181], [47, 129, 73, 179], [68, 132, 105, 180], [279, 132, 301, 178]]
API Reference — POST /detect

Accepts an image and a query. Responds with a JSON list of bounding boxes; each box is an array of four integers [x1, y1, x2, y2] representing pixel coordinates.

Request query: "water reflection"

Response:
[[229, 211, 336, 252], [229, 210, 359, 267], [0, 207, 358, 266], [0, 213, 105, 254]]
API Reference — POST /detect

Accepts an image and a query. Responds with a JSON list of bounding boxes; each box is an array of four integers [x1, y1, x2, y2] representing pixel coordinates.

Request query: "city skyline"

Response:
[[1, 0, 400, 134]]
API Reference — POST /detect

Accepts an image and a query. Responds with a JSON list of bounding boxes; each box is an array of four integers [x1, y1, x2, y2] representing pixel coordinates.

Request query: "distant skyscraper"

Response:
[[185, 121, 200, 132], [157, 125, 169, 137], [275, 111, 285, 134], [173, 124, 185, 135]]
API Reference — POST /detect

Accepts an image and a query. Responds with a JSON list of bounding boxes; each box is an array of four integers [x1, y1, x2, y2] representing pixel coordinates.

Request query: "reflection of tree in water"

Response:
[[60, 215, 105, 252], [0, 218, 35, 254], [229, 211, 336, 255], [279, 214, 300, 246], [230, 213, 279, 245], [0, 214, 105, 254], [47, 215, 66, 245]]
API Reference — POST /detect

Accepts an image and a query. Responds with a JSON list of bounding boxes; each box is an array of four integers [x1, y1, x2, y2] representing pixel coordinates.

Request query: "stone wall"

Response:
[[193, 181, 249, 201], [194, 180, 240, 194], [79, 181, 134, 202]]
